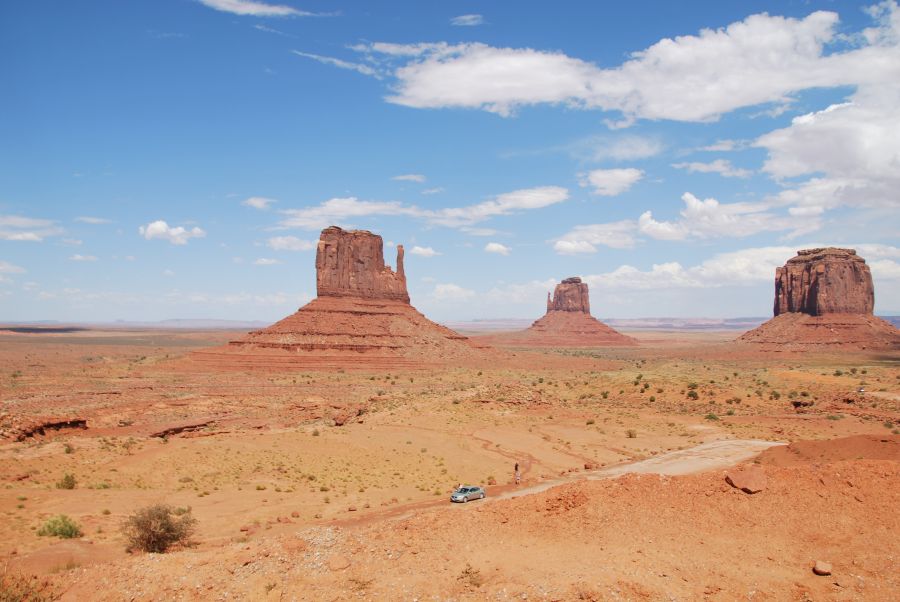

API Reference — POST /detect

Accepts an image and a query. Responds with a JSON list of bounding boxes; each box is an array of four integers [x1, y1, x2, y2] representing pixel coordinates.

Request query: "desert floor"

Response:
[[0, 328, 898, 600]]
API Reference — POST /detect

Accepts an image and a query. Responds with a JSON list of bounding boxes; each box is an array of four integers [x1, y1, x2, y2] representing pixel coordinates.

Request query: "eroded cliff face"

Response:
[[774, 248, 874, 317], [315, 227, 409, 303], [547, 277, 590, 314]]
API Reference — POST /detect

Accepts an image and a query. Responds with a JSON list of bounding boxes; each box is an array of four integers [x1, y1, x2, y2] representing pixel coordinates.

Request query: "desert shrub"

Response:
[[586, 419, 595, 425], [626, 429, 637, 438], [121, 504, 196, 553], [0, 562, 56, 601], [687, 382, 698, 390], [649, 396, 656, 402], [37, 515, 82, 539], [55, 474, 76, 490], [704, 413, 719, 421], [457, 563, 484, 588], [686, 390, 699, 400]]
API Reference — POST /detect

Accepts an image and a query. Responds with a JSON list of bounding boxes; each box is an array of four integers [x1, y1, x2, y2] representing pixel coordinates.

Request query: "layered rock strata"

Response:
[[192, 227, 484, 369], [773, 248, 874, 316], [740, 248, 899, 350], [486, 277, 636, 347]]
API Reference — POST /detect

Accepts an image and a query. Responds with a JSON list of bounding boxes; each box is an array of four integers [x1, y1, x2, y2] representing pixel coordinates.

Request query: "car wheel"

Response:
[[462, 496, 468, 503], [481, 493, 485, 499]]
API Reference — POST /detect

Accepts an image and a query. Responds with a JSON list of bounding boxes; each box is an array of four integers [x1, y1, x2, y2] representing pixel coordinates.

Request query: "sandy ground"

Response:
[[0, 328, 898, 600]]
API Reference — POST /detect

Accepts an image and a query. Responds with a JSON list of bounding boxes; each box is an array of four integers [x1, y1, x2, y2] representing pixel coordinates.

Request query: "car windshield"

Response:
[[455, 487, 469, 493]]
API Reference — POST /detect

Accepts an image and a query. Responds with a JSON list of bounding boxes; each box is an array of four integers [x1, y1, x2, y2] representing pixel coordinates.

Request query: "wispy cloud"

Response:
[[392, 174, 426, 183], [672, 159, 752, 178], [0, 260, 25, 274], [450, 14, 484, 27], [0, 215, 63, 242], [253, 23, 295, 37], [410, 245, 440, 257], [278, 186, 569, 230], [292, 50, 381, 78], [578, 168, 643, 196], [138, 220, 206, 245], [484, 242, 510, 255], [69, 254, 98, 262], [242, 196, 277, 210], [266, 235, 315, 251], [196, 0, 318, 17], [254, 257, 282, 265], [75, 216, 112, 224]]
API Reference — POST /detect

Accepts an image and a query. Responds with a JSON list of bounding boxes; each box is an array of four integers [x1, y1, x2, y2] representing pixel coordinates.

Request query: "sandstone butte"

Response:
[[739, 247, 900, 350], [190, 226, 486, 370], [487, 277, 637, 347]]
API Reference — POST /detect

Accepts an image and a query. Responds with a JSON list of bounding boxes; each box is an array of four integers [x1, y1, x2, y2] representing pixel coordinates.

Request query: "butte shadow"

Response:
[[738, 247, 900, 350], [189, 226, 489, 370]]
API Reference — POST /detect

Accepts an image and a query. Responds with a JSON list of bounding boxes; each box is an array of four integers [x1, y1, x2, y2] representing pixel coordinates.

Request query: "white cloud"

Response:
[[578, 168, 643, 196], [139, 220, 206, 245], [196, 0, 312, 17], [267, 235, 315, 251], [62, 238, 83, 246], [410, 245, 440, 257], [0, 260, 25, 274], [638, 192, 816, 241], [254, 258, 282, 265], [75, 216, 112, 224], [554, 220, 637, 253], [280, 197, 416, 230], [568, 134, 664, 162], [869, 259, 900, 280], [69, 254, 98, 262], [292, 50, 380, 78], [350, 6, 900, 122], [431, 283, 475, 301], [580, 243, 900, 291], [451, 14, 484, 27], [582, 246, 797, 291], [278, 186, 568, 230], [671, 159, 752, 178], [427, 186, 569, 228], [163, 269, 175, 276], [243, 196, 277, 210], [698, 139, 747, 152], [392, 174, 426, 183], [0, 215, 63, 242], [484, 242, 510, 255], [422, 187, 445, 195]]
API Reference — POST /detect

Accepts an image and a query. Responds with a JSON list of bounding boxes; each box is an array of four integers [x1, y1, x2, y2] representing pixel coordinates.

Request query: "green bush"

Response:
[[37, 515, 82, 539], [55, 474, 76, 490], [704, 413, 719, 421], [121, 504, 196, 553]]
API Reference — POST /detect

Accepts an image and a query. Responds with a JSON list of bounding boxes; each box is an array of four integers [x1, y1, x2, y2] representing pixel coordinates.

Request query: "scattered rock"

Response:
[[813, 560, 832, 576], [724, 466, 767, 494]]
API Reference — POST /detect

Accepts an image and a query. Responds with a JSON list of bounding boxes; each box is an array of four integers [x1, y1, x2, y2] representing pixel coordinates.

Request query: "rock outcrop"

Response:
[[739, 248, 899, 350], [774, 248, 874, 316], [191, 227, 487, 370], [316, 226, 409, 302], [547, 277, 590, 313], [484, 277, 636, 347]]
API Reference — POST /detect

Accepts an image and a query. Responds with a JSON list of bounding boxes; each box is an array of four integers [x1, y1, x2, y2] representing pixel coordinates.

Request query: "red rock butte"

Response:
[[739, 247, 899, 349], [486, 277, 637, 347], [190, 226, 486, 369]]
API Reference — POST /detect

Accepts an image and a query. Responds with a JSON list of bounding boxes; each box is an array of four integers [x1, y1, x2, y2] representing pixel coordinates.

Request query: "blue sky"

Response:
[[2, 0, 899, 322]]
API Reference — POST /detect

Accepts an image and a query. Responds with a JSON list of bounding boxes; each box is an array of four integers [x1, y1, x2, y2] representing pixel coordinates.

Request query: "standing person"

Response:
[[514, 462, 521, 485]]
